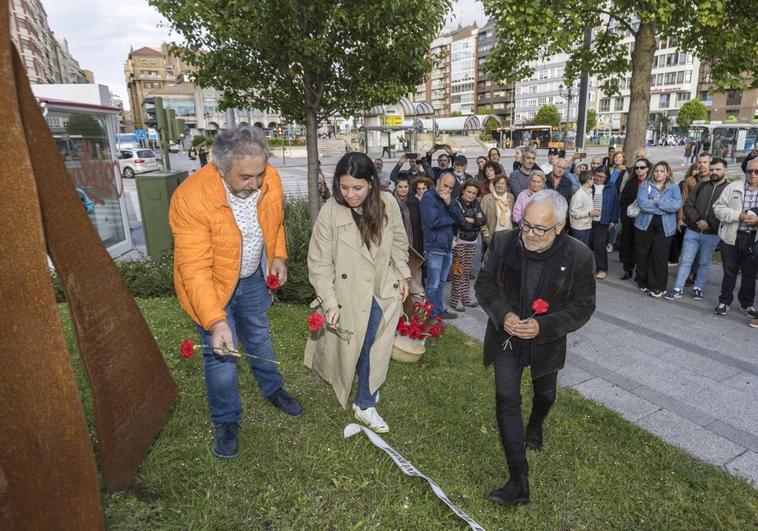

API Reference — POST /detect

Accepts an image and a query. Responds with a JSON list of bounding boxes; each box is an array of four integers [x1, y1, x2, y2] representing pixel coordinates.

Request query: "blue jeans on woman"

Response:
[[197, 267, 283, 425], [355, 298, 384, 408]]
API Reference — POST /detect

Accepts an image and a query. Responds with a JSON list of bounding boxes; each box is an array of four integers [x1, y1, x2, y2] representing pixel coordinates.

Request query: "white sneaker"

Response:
[[352, 404, 389, 433]]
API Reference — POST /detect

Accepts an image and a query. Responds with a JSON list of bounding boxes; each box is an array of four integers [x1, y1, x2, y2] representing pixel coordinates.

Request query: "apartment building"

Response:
[[697, 64, 758, 123], [8, 0, 89, 84], [124, 44, 191, 129], [414, 32, 452, 115], [476, 20, 514, 124], [513, 53, 580, 126], [450, 26, 477, 114]]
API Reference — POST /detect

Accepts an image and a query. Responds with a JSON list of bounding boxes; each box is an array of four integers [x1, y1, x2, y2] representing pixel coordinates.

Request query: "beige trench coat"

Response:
[[304, 193, 410, 408]]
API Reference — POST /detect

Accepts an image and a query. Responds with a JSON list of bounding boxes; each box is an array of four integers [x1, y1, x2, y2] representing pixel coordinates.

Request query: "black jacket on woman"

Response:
[[475, 230, 596, 377], [618, 176, 642, 266], [407, 194, 423, 255], [454, 196, 486, 242]]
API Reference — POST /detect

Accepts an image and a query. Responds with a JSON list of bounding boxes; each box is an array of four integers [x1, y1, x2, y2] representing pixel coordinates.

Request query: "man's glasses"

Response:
[[634, 166, 648, 170], [746, 169, 758, 175], [518, 219, 559, 237]]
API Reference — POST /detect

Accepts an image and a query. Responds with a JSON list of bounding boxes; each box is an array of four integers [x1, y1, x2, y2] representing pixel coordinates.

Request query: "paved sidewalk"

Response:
[[446, 251, 758, 488]]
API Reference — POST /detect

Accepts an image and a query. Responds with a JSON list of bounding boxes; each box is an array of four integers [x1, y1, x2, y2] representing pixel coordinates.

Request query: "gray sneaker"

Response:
[[664, 288, 682, 301], [714, 303, 730, 316], [692, 288, 703, 301], [741, 306, 758, 319]]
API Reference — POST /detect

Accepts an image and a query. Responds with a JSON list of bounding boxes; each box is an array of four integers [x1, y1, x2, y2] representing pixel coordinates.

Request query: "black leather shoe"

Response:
[[487, 470, 530, 507], [525, 421, 544, 451], [620, 271, 633, 280], [268, 388, 304, 417], [212, 422, 239, 460]]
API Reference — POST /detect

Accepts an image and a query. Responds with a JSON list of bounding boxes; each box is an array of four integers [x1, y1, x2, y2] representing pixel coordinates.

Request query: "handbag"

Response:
[[626, 199, 640, 218]]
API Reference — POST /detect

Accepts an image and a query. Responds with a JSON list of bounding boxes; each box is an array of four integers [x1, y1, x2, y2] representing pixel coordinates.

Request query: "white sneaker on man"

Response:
[[352, 404, 389, 433]]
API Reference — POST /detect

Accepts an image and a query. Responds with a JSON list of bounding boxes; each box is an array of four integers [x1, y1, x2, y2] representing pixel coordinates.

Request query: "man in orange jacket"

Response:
[[169, 126, 302, 460]]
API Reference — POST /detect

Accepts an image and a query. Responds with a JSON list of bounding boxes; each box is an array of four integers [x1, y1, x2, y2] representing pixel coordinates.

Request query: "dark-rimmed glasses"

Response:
[[518, 219, 560, 237]]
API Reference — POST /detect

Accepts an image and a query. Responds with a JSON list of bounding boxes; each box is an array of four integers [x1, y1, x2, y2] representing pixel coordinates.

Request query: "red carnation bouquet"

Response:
[[502, 298, 549, 351], [396, 296, 445, 340], [265, 273, 281, 291]]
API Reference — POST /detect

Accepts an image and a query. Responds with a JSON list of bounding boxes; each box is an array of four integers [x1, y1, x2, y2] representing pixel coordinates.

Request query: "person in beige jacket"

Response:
[[480, 174, 515, 245], [305, 152, 410, 433]]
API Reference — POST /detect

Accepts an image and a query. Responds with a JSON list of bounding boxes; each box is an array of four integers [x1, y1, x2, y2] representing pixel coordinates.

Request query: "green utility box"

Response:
[[135, 170, 188, 258]]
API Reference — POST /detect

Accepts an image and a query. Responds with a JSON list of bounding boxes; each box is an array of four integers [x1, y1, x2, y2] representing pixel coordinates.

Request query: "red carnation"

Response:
[[266, 273, 281, 290], [307, 312, 325, 331], [429, 323, 444, 338], [180, 338, 196, 359], [532, 298, 549, 315]]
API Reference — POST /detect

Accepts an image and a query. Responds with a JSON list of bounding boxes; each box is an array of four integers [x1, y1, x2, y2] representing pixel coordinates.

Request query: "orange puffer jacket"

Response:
[[169, 162, 287, 330]]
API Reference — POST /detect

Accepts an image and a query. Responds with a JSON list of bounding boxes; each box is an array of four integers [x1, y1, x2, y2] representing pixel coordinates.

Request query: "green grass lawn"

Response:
[[59, 298, 758, 530]]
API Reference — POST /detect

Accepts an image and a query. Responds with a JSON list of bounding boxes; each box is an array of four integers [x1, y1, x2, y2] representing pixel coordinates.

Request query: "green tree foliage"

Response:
[[676, 99, 707, 129], [587, 108, 597, 132], [533, 104, 561, 127], [66, 114, 104, 138], [482, 0, 756, 162], [149, 0, 452, 223], [450, 111, 463, 117], [476, 106, 494, 115]]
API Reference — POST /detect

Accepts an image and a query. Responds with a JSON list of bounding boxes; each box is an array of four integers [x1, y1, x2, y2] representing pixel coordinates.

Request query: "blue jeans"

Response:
[[424, 250, 452, 317], [572, 228, 591, 246], [197, 268, 283, 425], [355, 298, 383, 409], [673, 229, 721, 290], [608, 223, 620, 247]]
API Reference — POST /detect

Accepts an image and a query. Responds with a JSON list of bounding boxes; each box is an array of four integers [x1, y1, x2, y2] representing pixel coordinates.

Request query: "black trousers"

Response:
[[618, 219, 636, 273], [494, 351, 557, 470], [635, 217, 672, 292], [590, 222, 610, 273], [719, 232, 758, 307]]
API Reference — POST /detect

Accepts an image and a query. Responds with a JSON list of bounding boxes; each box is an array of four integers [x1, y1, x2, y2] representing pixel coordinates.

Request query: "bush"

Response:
[[278, 197, 315, 304], [51, 199, 315, 304], [191, 135, 206, 147]]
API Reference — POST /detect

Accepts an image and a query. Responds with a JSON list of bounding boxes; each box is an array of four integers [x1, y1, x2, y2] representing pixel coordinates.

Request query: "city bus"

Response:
[[687, 122, 758, 161], [495, 125, 565, 150]]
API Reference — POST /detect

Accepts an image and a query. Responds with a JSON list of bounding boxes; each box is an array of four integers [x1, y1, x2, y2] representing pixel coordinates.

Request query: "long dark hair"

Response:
[[333, 152, 386, 248]]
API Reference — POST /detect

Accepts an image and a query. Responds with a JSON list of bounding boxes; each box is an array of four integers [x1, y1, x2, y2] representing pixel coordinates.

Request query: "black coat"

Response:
[[618, 177, 641, 265], [475, 230, 596, 377], [407, 194, 423, 255]]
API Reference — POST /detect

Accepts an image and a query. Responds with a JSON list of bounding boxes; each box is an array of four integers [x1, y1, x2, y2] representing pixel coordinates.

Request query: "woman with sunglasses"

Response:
[[634, 161, 683, 297], [618, 158, 652, 280]]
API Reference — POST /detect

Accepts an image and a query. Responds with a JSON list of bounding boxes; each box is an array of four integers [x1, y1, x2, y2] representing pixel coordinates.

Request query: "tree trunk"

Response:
[[624, 21, 657, 163], [304, 108, 321, 225]]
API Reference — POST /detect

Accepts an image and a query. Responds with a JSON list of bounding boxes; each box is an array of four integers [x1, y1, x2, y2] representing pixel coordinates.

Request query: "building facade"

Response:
[[449, 26, 477, 114], [697, 64, 758, 123], [513, 53, 582, 127], [124, 44, 191, 129], [8, 0, 89, 85], [476, 21, 514, 125], [414, 33, 452, 116]]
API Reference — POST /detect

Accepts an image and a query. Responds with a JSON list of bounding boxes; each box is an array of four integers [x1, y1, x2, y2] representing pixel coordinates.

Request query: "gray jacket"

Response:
[[509, 167, 533, 198], [713, 178, 758, 245]]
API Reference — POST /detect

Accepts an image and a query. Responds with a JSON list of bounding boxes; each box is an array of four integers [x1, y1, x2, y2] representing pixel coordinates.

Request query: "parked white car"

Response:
[[117, 149, 161, 178]]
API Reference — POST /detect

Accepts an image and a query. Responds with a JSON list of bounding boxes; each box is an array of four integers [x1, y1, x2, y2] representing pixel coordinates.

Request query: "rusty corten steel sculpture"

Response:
[[0, 1, 177, 526]]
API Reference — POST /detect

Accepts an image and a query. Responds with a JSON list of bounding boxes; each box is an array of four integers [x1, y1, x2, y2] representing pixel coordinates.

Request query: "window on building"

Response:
[[669, 37, 678, 48], [677, 71, 684, 83], [684, 71, 692, 83], [659, 94, 670, 108], [667, 53, 676, 66], [678, 52, 686, 65], [726, 89, 743, 105], [614, 97, 624, 111], [699, 91, 710, 101], [140, 59, 147, 65], [677, 92, 690, 103], [600, 98, 611, 112]]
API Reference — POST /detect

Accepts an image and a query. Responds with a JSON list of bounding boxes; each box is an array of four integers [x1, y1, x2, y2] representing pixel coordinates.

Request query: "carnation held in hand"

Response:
[[265, 273, 281, 290]]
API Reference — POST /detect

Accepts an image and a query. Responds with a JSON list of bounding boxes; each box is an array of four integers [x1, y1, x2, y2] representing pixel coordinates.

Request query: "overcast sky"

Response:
[[44, 0, 486, 111]]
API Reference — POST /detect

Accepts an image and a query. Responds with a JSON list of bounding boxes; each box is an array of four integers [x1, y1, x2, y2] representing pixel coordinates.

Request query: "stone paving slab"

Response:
[[573, 377, 660, 422], [557, 362, 594, 388], [635, 409, 745, 467], [727, 451, 758, 487]]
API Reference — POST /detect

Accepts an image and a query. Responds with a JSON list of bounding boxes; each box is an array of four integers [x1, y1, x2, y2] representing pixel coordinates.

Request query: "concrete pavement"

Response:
[[446, 250, 758, 488]]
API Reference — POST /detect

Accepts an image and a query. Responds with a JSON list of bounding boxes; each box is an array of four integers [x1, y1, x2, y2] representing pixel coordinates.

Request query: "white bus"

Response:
[[687, 122, 758, 161]]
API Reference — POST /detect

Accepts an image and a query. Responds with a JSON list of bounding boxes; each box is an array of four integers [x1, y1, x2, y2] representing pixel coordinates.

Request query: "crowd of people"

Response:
[[168, 125, 755, 510], [376, 142, 757, 328]]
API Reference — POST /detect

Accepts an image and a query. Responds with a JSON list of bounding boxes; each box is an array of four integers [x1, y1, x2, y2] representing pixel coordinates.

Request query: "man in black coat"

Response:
[[475, 189, 596, 507]]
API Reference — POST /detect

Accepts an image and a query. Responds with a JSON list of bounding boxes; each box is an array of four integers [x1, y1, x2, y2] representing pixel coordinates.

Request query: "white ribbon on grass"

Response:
[[343, 423, 486, 531]]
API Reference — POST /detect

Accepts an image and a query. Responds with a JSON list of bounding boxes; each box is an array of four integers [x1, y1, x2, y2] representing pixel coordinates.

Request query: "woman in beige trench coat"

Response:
[[305, 152, 410, 433]]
